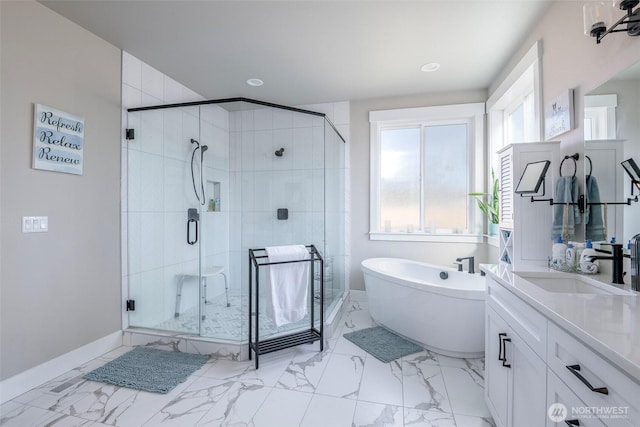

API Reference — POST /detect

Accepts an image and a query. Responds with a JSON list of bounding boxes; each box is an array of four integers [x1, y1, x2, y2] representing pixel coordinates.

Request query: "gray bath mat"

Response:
[[343, 326, 423, 363], [83, 347, 209, 394]]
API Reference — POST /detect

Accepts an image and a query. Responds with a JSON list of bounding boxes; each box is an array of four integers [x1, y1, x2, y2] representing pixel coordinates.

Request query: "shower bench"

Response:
[[174, 266, 228, 319]]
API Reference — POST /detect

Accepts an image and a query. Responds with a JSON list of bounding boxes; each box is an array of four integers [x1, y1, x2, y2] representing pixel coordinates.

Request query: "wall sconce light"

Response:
[[584, 0, 640, 44]]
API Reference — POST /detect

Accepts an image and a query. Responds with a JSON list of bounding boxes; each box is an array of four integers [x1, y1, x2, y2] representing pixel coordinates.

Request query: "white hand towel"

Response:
[[265, 245, 310, 327]]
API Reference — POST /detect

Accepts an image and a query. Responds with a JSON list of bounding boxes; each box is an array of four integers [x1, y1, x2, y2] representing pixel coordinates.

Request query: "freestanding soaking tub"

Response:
[[361, 257, 486, 358]]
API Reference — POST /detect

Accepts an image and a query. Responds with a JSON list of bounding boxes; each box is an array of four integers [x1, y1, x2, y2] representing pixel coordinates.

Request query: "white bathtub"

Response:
[[361, 257, 486, 358]]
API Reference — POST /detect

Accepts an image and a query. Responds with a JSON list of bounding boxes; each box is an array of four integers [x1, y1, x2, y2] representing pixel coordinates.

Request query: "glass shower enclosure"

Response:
[[125, 99, 346, 343]]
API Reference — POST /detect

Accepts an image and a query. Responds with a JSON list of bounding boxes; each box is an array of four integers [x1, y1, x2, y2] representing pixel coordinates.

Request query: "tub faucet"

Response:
[[456, 256, 475, 274], [584, 243, 627, 285]]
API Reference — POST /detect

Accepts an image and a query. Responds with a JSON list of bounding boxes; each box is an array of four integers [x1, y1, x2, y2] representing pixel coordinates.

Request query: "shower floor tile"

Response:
[[3, 303, 495, 427], [153, 292, 326, 342]]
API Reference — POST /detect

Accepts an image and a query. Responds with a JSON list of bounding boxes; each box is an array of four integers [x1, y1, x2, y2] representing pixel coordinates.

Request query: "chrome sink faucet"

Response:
[[584, 243, 627, 285], [456, 256, 475, 274]]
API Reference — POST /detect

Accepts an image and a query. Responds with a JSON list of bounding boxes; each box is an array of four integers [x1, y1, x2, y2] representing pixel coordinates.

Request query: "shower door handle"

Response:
[[187, 219, 198, 245], [187, 208, 199, 245]]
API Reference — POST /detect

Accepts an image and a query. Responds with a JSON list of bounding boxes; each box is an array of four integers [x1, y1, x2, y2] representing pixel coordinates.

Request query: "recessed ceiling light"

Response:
[[421, 63, 441, 73], [246, 78, 264, 87]]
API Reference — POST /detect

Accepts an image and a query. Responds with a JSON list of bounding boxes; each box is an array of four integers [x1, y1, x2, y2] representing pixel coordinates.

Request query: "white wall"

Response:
[[0, 1, 121, 380]]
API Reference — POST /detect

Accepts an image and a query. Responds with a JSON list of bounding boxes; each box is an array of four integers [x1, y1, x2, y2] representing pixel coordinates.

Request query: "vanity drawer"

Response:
[[487, 277, 547, 359], [547, 323, 640, 426], [547, 369, 606, 427]]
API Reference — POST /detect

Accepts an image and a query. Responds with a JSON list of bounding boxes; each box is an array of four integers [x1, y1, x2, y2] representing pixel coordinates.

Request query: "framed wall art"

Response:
[[545, 89, 574, 140], [33, 104, 84, 175]]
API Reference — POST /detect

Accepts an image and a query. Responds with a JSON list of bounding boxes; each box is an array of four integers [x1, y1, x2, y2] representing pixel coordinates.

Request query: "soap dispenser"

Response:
[[566, 243, 576, 268], [580, 239, 599, 274], [552, 236, 567, 266]]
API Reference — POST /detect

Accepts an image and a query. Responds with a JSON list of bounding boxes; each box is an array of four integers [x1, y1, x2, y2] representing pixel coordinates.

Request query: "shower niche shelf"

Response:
[[207, 181, 221, 212]]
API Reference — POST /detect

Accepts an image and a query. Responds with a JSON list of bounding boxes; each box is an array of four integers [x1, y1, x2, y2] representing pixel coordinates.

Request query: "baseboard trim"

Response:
[[0, 331, 122, 404]]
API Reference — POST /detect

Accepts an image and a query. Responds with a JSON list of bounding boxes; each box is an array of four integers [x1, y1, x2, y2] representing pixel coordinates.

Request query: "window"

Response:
[[487, 41, 542, 173], [584, 94, 617, 140], [369, 103, 484, 242], [485, 41, 542, 245]]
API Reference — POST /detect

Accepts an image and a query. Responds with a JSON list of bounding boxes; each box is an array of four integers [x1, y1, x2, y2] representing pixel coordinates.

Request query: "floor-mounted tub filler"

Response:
[[361, 257, 485, 358]]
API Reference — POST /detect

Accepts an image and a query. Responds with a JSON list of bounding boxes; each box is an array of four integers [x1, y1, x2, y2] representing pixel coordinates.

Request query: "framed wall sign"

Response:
[[545, 89, 574, 140], [32, 104, 84, 175]]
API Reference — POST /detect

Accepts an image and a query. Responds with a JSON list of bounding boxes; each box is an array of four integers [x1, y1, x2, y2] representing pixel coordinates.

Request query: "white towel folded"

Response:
[[264, 245, 310, 327]]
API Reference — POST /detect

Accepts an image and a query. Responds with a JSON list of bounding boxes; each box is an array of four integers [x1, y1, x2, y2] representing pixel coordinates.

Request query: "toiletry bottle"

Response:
[[574, 242, 585, 267], [566, 243, 576, 268], [580, 239, 599, 274], [552, 236, 567, 266]]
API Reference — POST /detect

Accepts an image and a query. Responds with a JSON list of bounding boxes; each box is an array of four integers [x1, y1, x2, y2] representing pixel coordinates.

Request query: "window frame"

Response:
[[369, 102, 485, 243], [486, 41, 543, 246]]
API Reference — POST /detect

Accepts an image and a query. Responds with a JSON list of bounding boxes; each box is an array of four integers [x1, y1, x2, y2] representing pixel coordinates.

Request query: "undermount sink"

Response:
[[515, 272, 636, 296]]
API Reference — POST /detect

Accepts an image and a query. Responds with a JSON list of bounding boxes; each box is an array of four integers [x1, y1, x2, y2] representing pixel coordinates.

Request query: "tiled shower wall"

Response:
[[229, 104, 350, 302], [121, 50, 350, 331]]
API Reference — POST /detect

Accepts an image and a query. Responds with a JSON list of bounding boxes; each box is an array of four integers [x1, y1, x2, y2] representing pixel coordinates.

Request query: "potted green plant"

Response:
[[469, 170, 499, 236]]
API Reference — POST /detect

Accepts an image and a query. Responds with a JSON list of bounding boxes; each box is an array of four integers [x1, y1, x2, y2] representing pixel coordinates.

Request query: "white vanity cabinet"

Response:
[[485, 277, 548, 427], [547, 323, 640, 427], [485, 273, 640, 426], [547, 370, 606, 427]]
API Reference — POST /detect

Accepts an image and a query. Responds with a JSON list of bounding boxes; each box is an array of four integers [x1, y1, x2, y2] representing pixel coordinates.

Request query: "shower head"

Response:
[[275, 147, 285, 157], [201, 145, 209, 152]]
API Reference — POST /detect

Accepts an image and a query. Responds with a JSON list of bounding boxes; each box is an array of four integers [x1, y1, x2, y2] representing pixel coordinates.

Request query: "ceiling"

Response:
[[39, 0, 553, 106]]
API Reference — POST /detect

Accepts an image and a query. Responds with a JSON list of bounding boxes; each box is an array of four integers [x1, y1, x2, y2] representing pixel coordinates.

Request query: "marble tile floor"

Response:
[[0, 301, 495, 427]]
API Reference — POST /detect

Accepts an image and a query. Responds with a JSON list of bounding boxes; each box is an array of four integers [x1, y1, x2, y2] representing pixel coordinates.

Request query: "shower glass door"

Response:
[[125, 100, 346, 342], [126, 106, 204, 335]]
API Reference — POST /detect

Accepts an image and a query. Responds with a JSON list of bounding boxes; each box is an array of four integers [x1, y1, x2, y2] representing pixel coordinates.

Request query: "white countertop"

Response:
[[481, 263, 640, 383]]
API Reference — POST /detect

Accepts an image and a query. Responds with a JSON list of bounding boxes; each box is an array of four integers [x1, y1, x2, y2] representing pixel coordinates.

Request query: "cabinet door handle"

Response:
[[498, 333, 507, 361], [565, 420, 580, 426], [565, 364, 609, 395], [501, 337, 511, 368]]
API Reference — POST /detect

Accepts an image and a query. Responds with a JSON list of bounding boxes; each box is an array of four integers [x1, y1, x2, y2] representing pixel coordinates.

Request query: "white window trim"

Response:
[[369, 102, 485, 243], [487, 40, 542, 131], [486, 41, 542, 247]]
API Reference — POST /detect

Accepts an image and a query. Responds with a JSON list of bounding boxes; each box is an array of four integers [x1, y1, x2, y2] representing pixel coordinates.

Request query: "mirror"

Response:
[[584, 60, 640, 244], [515, 160, 551, 194], [621, 158, 640, 184]]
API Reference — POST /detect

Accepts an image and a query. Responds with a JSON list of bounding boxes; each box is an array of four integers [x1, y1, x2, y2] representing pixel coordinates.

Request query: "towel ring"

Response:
[[585, 155, 592, 179], [560, 153, 579, 177]]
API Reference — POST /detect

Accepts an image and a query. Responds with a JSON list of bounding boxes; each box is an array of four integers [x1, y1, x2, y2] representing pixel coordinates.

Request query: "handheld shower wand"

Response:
[[190, 139, 207, 205]]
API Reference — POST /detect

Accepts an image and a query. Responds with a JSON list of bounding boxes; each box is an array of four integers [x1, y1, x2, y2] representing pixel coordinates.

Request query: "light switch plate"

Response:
[[23, 216, 48, 233]]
